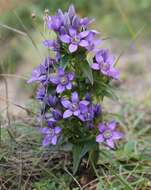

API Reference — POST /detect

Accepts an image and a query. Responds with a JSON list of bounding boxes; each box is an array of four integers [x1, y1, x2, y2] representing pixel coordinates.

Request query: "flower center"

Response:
[[103, 130, 112, 139], [85, 112, 91, 120], [101, 62, 110, 71], [72, 103, 78, 111], [49, 128, 54, 136], [60, 76, 68, 85], [73, 36, 80, 43]]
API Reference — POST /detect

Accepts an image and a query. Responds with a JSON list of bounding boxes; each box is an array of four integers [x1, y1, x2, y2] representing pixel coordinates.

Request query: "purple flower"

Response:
[[78, 102, 101, 123], [46, 95, 58, 107], [96, 121, 123, 148], [78, 104, 93, 122], [60, 28, 90, 53], [43, 40, 61, 61], [91, 49, 119, 80], [85, 30, 101, 52], [66, 5, 93, 30], [94, 104, 102, 117], [45, 109, 62, 126], [85, 93, 91, 101], [68, 4, 76, 20], [46, 5, 80, 33], [27, 66, 47, 84], [43, 56, 56, 69], [67, 6, 94, 30], [36, 86, 46, 101], [40, 127, 62, 146], [43, 39, 60, 51], [80, 17, 95, 29], [46, 15, 63, 32], [49, 67, 74, 93], [61, 91, 89, 119], [52, 109, 62, 120], [27, 57, 56, 84], [46, 5, 75, 33]]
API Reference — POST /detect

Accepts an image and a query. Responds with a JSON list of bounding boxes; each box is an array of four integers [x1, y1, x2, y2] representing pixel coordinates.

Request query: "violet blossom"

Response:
[[79, 104, 101, 123], [46, 5, 92, 34], [96, 121, 123, 148], [28, 57, 56, 84], [91, 49, 119, 79], [61, 91, 89, 119], [43, 40, 61, 61], [36, 86, 46, 101], [40, 127, 62, 146], [49, 67, 74, 93], [60, 28, 91, 53], [46, 94, 58, 107], [45, 109, 62, 126]]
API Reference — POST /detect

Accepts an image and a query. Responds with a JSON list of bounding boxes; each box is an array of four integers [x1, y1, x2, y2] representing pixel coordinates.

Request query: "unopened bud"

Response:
[[31, 12, 36, 19], [44, 9, 49, 14]]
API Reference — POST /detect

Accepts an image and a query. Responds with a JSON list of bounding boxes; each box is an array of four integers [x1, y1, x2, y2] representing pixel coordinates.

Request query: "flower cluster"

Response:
[[28, 5, 123, 149]]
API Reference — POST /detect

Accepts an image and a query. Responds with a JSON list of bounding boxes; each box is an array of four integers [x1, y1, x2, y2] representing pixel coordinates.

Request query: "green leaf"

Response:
[[80, 61, 93, 85], [72, 141, 97, 175], [124, 140, 137, 155], [97, 81, 118, 101], [72, 144, 84, 175], [86, 51, 94, 65], [60, 55, 70, 69]]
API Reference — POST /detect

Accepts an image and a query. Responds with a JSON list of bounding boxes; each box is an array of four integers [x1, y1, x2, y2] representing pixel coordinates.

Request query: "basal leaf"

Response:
[[72, 141, 97, 175]]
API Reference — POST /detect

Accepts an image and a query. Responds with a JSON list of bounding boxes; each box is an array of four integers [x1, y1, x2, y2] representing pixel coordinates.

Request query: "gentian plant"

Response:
[[28, 5, 123, 174]]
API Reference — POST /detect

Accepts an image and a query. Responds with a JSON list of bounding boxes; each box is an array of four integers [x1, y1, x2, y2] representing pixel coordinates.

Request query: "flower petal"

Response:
[[56, 84, 65, 93], [69, 28, 77, 37], [78, 114, 85, 122], [80, 100, 89, 106], [40, 127, 49, 134], [73, 110, 80, 116], [95, 51, 103, 63], [68, 72, 74, 80], [69, 44, 78, 53], [96, 134, 104, 143], [51, 135, 57, 145], [112, 131, 123, 140], [106, 139, 115, 148], [63, 110, 73, 118], [58, 67, 64, 75], [106, 55, 115, 66], [79, 104, 87, 113], [61, 99, 71, 108], [72, 15, 80, 28], [71, 92, 79, 103], [60, 34, 71, 43], [79, 40, 89, 47], [68, 5, 76, 18], [98, 123, 106, 132], [66, 82, 72, 90], [49, 74, 59, 84], [79, 31, 90, 38], [108, 120, 116, 130], [42, 135, 50, 147], [43, 40, 53, 48], [108, 68, 120, 80], [91, 63, 100, 70], [54, 127, 62, 134]]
